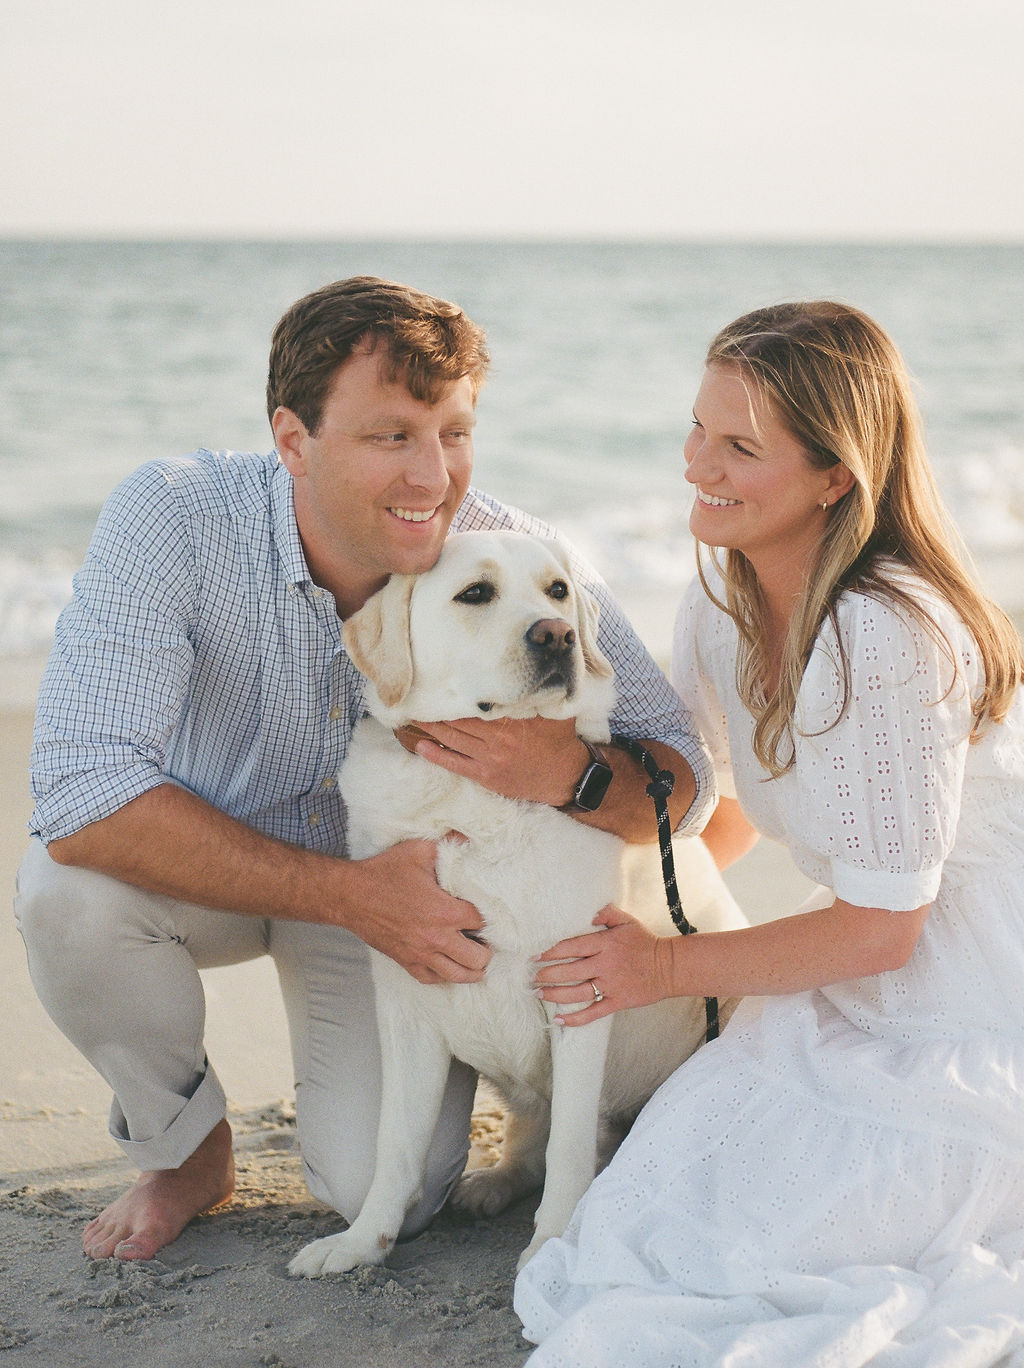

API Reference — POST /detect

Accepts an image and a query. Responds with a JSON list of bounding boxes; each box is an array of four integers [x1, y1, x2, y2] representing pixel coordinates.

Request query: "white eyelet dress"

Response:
[[514, 569, 1024, 1367]]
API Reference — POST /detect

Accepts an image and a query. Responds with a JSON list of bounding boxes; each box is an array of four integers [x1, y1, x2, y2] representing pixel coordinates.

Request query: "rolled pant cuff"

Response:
[[109, 1064, 228, 1172]]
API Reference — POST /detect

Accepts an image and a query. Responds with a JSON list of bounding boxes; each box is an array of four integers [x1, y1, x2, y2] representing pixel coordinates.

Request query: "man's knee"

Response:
[[13, 840, 147, 1042], [14, 839, 112, 960], [294, 1058, 476, 1236], [299, 1139, 466, 1239]]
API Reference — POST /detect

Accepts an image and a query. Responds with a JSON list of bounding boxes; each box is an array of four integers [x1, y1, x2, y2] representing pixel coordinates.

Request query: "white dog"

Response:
[[289, 531, 744, 1278]]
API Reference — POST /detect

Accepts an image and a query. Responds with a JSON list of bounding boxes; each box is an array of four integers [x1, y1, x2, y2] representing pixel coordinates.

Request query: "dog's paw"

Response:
[[450, 1165, 540, 1218], [516, 1230, 555, 1271], [288, 1232, 387, 1278]]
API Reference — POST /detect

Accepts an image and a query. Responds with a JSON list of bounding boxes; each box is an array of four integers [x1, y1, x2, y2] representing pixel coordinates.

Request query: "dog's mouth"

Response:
[[474, 664, 575, 715], [537, 665, 574, 694]]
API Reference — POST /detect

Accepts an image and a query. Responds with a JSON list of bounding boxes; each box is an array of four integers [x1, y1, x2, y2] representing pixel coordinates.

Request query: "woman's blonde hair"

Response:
[[697, 300, 1023, 776]]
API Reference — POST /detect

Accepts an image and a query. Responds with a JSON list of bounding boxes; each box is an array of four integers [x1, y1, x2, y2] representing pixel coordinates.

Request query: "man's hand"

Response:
[[396, 716, 584, 807], [344, 837, 491, 985], [48, 785, 490, 987], [399, 720, 698, 845]]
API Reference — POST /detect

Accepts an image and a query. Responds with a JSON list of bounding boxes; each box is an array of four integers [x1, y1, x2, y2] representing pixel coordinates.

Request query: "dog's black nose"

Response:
[[526, 618, 576, 655]]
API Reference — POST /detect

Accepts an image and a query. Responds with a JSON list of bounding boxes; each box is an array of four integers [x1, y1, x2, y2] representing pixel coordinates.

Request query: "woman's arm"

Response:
[[533, 896, 931, 1025], [700, 796, 760, 870]]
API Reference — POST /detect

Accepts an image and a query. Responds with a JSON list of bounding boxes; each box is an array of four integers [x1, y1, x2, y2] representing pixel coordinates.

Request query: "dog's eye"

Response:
[[547, 580, 569, 601], [455, 581, 496, 605]]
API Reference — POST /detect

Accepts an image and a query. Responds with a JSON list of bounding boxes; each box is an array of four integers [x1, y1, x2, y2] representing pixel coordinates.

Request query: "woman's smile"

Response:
[[695, 489, 741, 508]]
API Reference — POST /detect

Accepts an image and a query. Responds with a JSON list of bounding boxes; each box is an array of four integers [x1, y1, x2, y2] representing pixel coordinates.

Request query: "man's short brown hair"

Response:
[[266, 276, 490, 435]]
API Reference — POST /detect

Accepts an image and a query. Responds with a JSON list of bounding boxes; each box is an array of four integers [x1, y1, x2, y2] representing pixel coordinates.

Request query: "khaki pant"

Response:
[[13, 838, 476, 1235]]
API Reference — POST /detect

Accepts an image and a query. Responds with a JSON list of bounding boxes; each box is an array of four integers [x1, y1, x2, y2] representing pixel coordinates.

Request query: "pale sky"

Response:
[[4, 0, 1023, 239]]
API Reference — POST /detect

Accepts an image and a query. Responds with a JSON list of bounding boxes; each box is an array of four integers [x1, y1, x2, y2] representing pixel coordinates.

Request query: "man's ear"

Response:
[[272, 406, 308, 476]]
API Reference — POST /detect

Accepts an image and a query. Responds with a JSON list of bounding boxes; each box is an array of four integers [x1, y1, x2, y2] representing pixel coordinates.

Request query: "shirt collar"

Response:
[[270, 457, 313, 588]]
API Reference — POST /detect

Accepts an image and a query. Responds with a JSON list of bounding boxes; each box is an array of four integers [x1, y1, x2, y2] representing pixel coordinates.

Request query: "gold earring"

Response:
[[821, 500, 829, 511]]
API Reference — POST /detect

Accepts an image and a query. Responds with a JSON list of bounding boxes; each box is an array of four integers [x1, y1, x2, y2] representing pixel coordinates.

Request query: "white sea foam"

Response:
[[0, 552, 75, 658], [945, 445, 1024, 552]]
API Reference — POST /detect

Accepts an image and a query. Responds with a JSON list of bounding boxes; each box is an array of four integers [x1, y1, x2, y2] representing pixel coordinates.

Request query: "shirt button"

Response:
[[309, 813, 321, 827], [329, 706, 343, 721], [321, 776, 337, 790]]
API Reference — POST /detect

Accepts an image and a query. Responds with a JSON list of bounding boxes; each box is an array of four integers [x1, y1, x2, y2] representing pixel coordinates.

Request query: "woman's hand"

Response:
[[534, 897, 935, 1026], [532, 904, 677, 1025]]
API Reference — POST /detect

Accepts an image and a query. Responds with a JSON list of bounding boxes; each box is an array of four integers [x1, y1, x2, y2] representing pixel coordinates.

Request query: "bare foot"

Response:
[[82, 1118, 235, 1261]]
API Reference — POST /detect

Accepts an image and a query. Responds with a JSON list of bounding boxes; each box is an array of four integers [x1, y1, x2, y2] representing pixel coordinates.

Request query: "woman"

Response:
[[516, 302, 1024, 1366]]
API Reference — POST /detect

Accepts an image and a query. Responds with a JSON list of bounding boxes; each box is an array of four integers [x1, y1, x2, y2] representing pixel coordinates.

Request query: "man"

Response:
[[15, 277, 714, 1263]]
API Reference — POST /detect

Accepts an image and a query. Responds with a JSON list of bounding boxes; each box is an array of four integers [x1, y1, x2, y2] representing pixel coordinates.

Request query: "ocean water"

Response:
[[2, 239, 1023, 677]]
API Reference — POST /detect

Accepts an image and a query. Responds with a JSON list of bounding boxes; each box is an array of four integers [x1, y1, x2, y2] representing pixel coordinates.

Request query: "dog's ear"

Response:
[[342, 575, 417, 707], [576, 583, 614, 679], [543, 538, 614, 681]]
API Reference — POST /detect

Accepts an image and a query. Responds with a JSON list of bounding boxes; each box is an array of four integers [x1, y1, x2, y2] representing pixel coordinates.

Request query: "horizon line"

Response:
[[3, 230, 1024, 248]]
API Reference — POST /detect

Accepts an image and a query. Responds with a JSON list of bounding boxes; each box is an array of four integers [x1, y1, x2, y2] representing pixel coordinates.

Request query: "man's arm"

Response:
[[47, 784, 489, 985], [398, 716, 696, 844]]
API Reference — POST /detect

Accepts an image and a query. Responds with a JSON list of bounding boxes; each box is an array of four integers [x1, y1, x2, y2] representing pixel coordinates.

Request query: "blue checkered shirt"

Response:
[[30, 450, 714, 852]]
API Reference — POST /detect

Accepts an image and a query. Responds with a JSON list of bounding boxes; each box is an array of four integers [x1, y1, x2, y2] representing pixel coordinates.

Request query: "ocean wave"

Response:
[[940, 445, 1024, 551], [0, 552, 75, 658], [3, 451, 1022, 667]]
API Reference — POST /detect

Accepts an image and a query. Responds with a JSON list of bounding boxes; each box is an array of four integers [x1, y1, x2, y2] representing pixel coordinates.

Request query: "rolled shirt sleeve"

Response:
[[31, 465, 199, 841]]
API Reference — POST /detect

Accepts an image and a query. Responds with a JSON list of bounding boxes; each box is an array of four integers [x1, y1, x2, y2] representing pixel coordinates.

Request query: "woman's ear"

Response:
[[825, 463, 857, 505], [271, 406, 308, 476]]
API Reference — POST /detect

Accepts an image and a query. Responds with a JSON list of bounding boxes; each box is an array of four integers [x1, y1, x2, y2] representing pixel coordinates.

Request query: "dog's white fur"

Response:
[[288, 531, 745, 1278]]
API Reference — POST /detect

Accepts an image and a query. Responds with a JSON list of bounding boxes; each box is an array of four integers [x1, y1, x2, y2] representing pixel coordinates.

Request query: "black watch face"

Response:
[[576, 760, 613, 810]]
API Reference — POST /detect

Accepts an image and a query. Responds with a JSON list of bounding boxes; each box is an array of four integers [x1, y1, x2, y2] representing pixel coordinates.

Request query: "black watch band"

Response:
[[565, 739, 614, 812]]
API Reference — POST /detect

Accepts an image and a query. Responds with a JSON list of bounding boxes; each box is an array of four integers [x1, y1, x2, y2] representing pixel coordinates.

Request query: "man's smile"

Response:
[[388, 506, 441, 523]]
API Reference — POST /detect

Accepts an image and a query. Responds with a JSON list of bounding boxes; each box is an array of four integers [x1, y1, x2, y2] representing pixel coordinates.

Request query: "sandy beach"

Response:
[[0, 654, 916, 1368]]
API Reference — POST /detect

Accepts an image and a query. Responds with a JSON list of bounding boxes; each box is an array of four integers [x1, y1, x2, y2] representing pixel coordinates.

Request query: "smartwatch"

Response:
[[566, 739, 614, 812]]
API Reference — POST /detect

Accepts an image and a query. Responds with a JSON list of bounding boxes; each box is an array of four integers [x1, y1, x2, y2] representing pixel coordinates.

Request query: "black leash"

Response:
[[614, 737, 720, 1043]]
